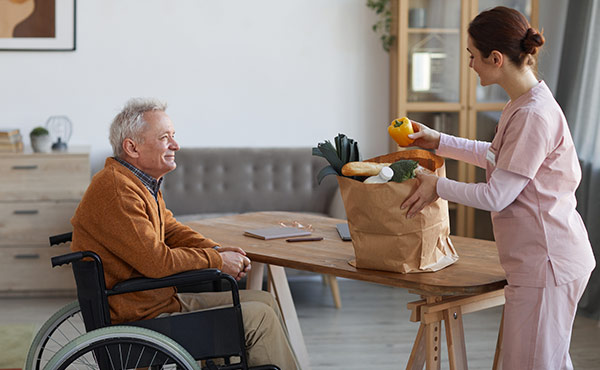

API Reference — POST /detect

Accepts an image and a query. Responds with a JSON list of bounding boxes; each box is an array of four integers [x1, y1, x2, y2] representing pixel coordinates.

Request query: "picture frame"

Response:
[[0, 0, 76, 51]]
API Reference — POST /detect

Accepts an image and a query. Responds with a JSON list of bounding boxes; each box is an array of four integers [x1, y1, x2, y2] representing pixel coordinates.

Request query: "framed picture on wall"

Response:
[[0, 0, 76, 51]]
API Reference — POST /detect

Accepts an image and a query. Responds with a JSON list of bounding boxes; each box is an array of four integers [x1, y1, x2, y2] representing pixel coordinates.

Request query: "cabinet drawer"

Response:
[[0, 246, 76, 291], [0, 154, 89, 201], [0, 202, 77, 246]]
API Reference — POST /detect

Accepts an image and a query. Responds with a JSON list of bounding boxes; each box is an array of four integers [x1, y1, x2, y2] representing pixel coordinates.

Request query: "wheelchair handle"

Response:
[[51, 251, 100, 267], [49, 232, 73, 246]]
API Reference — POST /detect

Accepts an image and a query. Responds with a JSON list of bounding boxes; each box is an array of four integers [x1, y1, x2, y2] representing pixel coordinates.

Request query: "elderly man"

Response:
[[71, 98, 299, 369]]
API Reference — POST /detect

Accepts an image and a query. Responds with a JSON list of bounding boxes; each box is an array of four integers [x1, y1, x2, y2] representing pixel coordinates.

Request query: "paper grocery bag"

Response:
[[337, 149, 458, 273]]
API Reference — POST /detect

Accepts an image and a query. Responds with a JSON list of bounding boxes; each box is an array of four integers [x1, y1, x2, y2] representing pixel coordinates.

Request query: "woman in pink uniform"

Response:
[[402, 6, 596, 369]]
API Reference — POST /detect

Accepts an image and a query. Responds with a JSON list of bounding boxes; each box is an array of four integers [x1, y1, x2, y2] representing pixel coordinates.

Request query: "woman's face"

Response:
[[467, 36, 497, 86]]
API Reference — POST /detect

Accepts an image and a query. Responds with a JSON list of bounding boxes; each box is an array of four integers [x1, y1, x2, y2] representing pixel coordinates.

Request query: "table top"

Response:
[[185, 211, 507, 296]]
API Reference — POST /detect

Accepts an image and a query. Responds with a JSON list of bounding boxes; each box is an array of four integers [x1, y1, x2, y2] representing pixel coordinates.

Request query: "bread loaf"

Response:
[[341, 161, 393, 176]]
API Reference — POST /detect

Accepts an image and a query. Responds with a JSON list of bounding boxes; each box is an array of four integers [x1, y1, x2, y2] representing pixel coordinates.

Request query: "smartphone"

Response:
[[336, 223, 352, 241]]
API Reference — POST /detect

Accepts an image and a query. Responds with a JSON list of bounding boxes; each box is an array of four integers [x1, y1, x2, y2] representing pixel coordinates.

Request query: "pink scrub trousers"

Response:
[[502, 262, 591, 370]]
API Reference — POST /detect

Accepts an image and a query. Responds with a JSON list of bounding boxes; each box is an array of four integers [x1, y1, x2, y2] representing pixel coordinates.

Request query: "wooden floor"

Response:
[[1, 273, 599, 369]]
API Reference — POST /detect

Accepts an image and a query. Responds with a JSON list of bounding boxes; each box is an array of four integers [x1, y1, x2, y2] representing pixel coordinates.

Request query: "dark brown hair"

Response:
[[468, 6, 544, 67]]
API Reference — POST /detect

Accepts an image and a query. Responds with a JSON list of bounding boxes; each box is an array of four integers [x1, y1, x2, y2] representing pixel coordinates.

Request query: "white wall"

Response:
[[1, 0, 390, 173], [0, 0, 566, 174]]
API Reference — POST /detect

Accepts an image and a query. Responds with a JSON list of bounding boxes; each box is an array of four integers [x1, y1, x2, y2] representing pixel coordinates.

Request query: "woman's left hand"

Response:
[[401, 172, 440, 218]]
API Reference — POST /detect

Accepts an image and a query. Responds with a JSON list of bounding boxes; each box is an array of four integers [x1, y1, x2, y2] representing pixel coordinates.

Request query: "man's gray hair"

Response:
[[109, 98, 168, 158]]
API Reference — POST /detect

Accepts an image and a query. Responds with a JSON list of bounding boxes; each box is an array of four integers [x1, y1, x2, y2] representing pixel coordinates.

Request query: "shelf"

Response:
[[408, 28, 460, 34], [405, 102, 463, 112]]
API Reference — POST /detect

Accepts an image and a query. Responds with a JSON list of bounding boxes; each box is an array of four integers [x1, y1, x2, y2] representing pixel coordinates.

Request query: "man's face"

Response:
[[134, 110, 180, 179]]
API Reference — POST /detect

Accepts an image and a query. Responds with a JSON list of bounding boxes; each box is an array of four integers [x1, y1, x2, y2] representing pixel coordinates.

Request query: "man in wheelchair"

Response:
[[69, 98, 300, 369]]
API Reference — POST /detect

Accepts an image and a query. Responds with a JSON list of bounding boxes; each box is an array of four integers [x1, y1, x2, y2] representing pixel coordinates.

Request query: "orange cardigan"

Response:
[[71, 158, 222, 323]]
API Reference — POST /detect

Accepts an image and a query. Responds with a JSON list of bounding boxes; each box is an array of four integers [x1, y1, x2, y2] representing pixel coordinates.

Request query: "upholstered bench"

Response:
[[162, 147, 345, 308]]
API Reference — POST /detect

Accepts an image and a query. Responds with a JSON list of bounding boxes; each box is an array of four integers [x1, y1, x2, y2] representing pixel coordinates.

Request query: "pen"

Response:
[[286, 237, 324, 242]]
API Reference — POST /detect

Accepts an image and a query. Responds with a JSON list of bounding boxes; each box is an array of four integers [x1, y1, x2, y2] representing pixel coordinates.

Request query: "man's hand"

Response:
[[219, 250, 251, 281], [401, 172, 440, 218]]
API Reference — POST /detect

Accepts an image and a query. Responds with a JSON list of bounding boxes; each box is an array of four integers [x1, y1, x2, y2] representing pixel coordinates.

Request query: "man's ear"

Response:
[[122, 138, 139, 158], [490, 50, 503, 67]]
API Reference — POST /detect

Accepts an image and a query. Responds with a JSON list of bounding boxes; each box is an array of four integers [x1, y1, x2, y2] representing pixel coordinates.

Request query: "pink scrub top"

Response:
[[487, 81, 595, 287]]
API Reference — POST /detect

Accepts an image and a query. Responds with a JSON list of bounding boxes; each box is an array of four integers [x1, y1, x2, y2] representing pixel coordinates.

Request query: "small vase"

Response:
[[31, 134, 52, 153]]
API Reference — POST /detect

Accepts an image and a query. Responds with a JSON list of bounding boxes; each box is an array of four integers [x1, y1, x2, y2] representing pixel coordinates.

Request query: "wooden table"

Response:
[[186, 211, 507, 370]]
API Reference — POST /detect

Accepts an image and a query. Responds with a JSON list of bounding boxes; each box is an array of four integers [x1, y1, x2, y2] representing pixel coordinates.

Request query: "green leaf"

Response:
[[338, 134, 349, 165], [317, 141, 344, 173], [317, 165, 339, 184], [312, 147, 324, 157]]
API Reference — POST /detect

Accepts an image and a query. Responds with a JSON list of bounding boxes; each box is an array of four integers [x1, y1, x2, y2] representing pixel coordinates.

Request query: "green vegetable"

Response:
[[312, 133, 361, 184], [389, 160, 418, 183]]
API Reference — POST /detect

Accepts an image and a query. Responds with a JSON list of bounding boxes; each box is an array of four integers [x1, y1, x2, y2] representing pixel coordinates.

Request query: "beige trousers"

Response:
[[171, 290, 300, 370]]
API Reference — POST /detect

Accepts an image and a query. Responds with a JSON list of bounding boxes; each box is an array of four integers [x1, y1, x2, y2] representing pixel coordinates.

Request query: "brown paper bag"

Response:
[[337, 149, 458, 273]]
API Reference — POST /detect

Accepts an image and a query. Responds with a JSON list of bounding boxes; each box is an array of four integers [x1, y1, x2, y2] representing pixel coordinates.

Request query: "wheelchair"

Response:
[[26, 232, 279, 370]]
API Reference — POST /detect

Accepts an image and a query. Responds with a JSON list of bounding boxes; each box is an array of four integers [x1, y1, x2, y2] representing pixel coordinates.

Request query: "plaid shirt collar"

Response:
[[114, 157, 163, 199]]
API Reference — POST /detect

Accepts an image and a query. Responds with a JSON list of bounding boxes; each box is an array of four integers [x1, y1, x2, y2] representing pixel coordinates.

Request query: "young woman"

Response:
[[401, 6, 596, 369]]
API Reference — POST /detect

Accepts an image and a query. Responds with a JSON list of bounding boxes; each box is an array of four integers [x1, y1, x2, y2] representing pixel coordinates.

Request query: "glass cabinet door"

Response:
[[407, 0, 462, 103], [475, 0, 534, 103]]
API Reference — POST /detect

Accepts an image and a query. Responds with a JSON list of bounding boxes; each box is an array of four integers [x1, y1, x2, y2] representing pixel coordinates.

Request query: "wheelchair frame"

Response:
[[26, 232, 279, 370]]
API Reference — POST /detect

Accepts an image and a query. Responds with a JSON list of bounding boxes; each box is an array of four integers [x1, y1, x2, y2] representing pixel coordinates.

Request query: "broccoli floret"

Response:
[[389, 160, 419, 183]]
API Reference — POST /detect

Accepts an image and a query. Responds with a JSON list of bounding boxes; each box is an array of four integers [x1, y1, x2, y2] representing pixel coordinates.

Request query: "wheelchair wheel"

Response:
[[26, 301, 84, 370], [43, 325, 200, 370]]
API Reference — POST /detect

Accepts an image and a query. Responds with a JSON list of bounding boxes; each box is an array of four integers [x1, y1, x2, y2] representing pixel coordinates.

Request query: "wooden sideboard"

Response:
[[0, 147, 90, 295]]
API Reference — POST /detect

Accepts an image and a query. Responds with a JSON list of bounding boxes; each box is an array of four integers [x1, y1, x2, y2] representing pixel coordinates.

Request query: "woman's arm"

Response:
[[436, 168, 529, 212], [436, 133, 491, 169], [402, 167, 529, 217]]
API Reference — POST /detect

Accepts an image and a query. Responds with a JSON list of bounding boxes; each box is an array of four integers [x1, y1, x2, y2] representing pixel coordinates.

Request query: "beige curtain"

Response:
[[555, 0, 600, 320]]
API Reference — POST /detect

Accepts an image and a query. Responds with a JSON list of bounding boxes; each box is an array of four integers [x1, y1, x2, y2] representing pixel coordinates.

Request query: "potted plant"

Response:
[[30, 126, 52, 153]]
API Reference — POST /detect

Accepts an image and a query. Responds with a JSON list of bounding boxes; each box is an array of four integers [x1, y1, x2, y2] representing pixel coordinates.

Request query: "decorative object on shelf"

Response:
[[29, 126, 52, 153], [45, 115, 73, 151], [0, 0, 76, 51], [409, 8, 427, 28], [411, 34, 447, 93], [0, 128, 24, 153], [366, 0, 395, 52]]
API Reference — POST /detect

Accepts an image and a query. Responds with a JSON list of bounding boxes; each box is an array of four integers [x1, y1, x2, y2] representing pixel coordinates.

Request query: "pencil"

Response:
[[286, 237, 324, 242]]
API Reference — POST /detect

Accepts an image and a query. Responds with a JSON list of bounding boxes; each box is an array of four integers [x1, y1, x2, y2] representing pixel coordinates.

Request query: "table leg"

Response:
[[407, 323, 426, 369], [492, 307, 504, 370], [326, 274, 342, 309], [407, 290, 505, 370], [426, 320, 442, 370], [444, 306, 467, 370], [267, 264, 311, 370], [246, 261, 265, 290]]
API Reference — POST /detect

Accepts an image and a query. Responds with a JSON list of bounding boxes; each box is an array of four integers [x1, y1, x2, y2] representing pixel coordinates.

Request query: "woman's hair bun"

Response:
[[521, 28, 545, 55]]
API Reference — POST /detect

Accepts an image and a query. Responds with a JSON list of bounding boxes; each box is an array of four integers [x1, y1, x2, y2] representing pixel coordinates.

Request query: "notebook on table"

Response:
[[243, 227, 311, 240]]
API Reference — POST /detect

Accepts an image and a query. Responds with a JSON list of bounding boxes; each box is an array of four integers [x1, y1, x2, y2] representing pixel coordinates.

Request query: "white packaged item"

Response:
[[363, 166, 393, 184]]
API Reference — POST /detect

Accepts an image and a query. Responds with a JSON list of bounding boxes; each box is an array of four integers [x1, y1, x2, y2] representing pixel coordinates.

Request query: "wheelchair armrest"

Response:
[[110, 269, 237, 296]]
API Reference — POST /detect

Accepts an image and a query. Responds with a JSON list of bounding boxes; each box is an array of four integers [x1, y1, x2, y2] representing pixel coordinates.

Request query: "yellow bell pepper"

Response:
[[388, 117, 415, 147]]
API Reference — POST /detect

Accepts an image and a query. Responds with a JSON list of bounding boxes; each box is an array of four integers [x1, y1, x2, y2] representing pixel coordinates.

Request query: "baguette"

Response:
[[341, 161, 393, 177]]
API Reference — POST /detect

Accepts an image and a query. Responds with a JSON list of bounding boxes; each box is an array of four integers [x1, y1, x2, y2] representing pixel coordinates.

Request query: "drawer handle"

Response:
[[12, 165, 38, 170], [14, 253, 41, 260], [13, 209, 39, 215]]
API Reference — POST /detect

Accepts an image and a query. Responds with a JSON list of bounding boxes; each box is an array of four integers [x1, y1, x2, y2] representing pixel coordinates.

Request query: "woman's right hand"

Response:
[[409, 120, 441, 150]]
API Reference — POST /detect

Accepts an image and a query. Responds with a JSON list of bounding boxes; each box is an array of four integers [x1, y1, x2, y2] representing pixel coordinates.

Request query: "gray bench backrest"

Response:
[[162, 147, 338, 216]]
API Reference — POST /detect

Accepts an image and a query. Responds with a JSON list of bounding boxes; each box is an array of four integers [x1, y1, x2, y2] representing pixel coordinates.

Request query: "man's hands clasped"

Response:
[[218, 246, 251, 281]]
